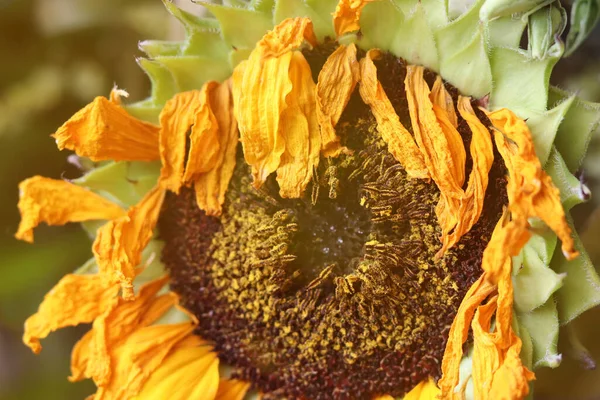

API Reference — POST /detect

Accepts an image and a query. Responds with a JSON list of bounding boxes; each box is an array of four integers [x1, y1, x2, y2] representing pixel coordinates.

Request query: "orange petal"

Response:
[[404, 378, 441, 400], [333, 0, 376, 36], [93, 186, 166, 300], [358, 50, 429, 179], [431, 76, 458, 129], [439, 97, 494, 254], [159, 91, 205, 194], [275, 51, 321, 198], [486, 108, 578, 260], [52, 94, 160, 162], [438, 275, 496, 399], [489, 334, 535, 399], [232, 18, 319, 197], [471, 296, 502, 400], [405, 66, 466, 197], [15, 176, 125, 243], [316, 43, 360, 157], [216, 379, 251, 400], [185, 80, 239, 216], [23, 274, 119, 354]]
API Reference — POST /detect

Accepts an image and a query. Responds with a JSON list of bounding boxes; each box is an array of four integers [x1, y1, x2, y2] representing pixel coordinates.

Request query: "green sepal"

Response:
[[74, 160, 161, 208], [527, 3, 566, 60], [136, 58, 178, 105], [223, 0, 249, 7], [124, 100, 163, 125], [358, 1, 403, 53], [304, 0, 338, 38], [163, 0, 221, 31], [199, 2, 274, 50], [514, 236, 565, 313], [489, 47, 556, 113], [515, 320, 534, 370], [565, 0, 600, 57], [525, 96, 575, 165], [545, 148, 589, 212], [251, 0, 276, 13], [229, 48, 253, 68], [138, 40, 182, 58], [552, 215, 600, 325], [486, 16, 528, 49], [548, 86, 600, 172], [184, 29, 230, 60], [274, 0, 335, 40], [517, 298, 562, 368], [479, 0, 555, 21], [435, 0, 492, 97], [155, 55, 232, 91]]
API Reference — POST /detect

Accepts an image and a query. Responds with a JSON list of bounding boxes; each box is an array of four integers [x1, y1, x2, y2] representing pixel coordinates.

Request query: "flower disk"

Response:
[[159, 46, 508, 400]]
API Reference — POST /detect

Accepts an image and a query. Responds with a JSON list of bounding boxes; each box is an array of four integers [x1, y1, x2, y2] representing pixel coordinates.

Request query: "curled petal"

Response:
[[23, 274, 119, 354], [93, 186, 166, 300], [15, 176, 125, 243], [216, 379, 251, 400], [359, 50, 429, 179], [232, 18, 319, 197], [486, 108, 578, 260], [184, 80, 238, 216], [159, 91, 205, 194], [316, 43, 360, 157], [405, 65, 466, 197], [439, 97, 494, 254], [52, 94, 160, 162], [333, 0, 376, 36]]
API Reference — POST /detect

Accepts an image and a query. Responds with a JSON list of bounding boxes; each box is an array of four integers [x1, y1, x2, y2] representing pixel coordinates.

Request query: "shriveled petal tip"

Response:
[[15, 176, 125, 243], [52, 95, 160, 162], [159, 90, 205, 194], [232, 18, 320, 198], [23, 274, 119, 354], [316, 43, 359, 158], [358, 50, 429, 179], [257, 17, 317, 58], [486, 108, 578, 260], [184, 80, 238, 216], [216, 379, 251, 400], [333, 0, 377, 36], [93, 186, 166, 300]]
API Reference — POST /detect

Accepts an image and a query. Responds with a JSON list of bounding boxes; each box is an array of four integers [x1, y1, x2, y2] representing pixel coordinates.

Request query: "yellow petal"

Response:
[[70, 276, 173, 385], [431, 76, 458, 129], [333, 0, 376, 36], [486, 108, 578, 260], [275, 51, 321, 198], [93, 186, 166, 300], [232, 18, 319, 197], [404, 378, 442, 400], [405, 65, 466, 197], [23, 274, 119, 354], [159, 91, 205, 194], [52, 95, 160, 162], [471, 297, 502, 400], [216, 379, 251, 400], [358, 50, 429, 179], [185, 80, 239, 216], [439, 97, 494, 254], [316, 43, 360, 157], [134, 338, 219, 400], [15, 176, 125, 243], [438, 275, 496, 399], [489, 335, 535, 399]]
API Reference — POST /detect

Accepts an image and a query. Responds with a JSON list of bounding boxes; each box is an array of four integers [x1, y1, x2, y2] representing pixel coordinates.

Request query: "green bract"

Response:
[[72, 0, 600, 397]]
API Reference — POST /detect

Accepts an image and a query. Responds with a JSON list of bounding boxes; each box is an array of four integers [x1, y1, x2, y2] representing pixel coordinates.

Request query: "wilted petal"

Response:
[[216, 379, 251, 400], [15, 176, 125, 243], [333, 0, 376, 36]]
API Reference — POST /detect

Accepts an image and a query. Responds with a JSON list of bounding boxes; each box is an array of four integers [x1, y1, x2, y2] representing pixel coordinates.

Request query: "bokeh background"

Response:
[[0, 1, 600, 399]]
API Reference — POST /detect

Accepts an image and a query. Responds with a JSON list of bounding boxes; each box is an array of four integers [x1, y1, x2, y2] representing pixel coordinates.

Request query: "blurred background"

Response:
[[0, 0, 600, 399]]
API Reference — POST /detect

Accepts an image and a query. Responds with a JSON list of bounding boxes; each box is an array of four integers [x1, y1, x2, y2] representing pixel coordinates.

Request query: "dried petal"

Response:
[[333, 0, 376, 36], [93, 186, 166, 300], [232, 18, 320, 197], [431, 76, 458, 128], [216, 379, 251, 400], [404, 378, 441, 400], [439, 97, 494, 254], [15, 176, 125, 243], [486, 108, 577, 260], [52, 94, 160, 162], [316, 43, 360, 157], [358, 50, 429, 179], [185, 80, 239, 216], [159, 91, 205, 194]]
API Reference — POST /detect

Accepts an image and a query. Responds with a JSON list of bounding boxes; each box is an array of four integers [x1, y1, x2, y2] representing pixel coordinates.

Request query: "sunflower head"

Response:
[[15, 0, 600, 399]]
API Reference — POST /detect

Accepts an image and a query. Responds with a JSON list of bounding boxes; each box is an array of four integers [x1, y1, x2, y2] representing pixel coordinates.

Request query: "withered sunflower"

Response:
[[15, 0, 600, 399]]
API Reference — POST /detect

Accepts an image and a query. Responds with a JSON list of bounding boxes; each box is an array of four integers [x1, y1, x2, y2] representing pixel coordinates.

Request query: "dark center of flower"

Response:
[[158, 45, 507, 400]]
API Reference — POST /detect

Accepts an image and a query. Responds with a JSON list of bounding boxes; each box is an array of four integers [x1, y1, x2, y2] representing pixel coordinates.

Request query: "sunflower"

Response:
[[15, 0, 600, 399]]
